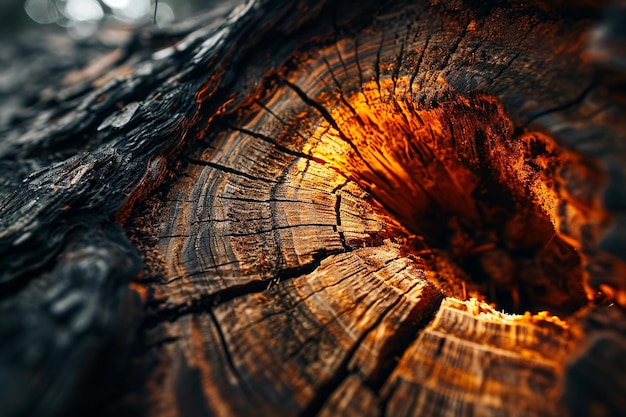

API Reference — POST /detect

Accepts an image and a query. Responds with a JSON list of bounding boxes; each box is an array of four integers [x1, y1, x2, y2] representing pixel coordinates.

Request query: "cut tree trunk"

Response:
[[1, 1, 625, 416]]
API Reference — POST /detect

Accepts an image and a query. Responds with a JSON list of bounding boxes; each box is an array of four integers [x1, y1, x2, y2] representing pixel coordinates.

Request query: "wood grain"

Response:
[[125, 1, 625, 415], [383, 298, 572, 417], [0, 1, 625, 416]]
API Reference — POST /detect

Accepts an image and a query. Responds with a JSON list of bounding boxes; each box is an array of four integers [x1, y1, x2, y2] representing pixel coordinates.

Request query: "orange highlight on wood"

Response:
[[305, 76, 609, 315]]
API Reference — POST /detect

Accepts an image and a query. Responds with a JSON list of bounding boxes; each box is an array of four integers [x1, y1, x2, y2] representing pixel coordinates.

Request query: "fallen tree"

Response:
[[1, 0, 625, 416]]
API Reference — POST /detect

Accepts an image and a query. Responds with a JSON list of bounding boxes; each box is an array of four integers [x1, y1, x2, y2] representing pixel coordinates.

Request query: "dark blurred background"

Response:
[[0, 0, 221, 37]]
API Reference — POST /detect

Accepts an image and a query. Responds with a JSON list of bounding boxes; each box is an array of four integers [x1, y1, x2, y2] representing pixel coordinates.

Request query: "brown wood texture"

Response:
[[1, 1, 625, 417]]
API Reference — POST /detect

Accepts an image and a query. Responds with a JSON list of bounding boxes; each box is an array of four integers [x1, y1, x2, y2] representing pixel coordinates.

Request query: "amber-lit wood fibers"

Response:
[[302, 76, 606, 315], [123, 2, 624, 417]]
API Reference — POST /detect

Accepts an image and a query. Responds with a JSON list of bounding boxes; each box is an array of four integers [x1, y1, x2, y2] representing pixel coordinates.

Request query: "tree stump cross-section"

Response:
[[0, 1, 625, 417]]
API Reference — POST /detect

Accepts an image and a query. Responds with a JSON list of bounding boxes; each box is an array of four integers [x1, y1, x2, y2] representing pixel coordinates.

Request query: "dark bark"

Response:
[[0, 1, 625, 416]]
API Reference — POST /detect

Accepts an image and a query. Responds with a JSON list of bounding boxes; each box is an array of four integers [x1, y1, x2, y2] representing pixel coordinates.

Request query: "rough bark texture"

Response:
[[1, 1, 625, 417]]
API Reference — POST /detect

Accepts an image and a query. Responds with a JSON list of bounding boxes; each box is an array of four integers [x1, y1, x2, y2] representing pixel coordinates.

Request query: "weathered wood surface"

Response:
[[1, 1, 625, 416]]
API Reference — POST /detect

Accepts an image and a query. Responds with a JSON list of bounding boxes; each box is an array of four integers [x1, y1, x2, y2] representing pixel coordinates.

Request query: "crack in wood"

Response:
[[186, 157, 279, 183], [299, 263, 439, 417], [522, 82, 600, 129], [142, 249, 341, 328]]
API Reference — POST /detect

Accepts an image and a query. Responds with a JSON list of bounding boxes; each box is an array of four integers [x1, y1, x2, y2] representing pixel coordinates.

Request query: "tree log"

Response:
[[0, 1, 625, 416]]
